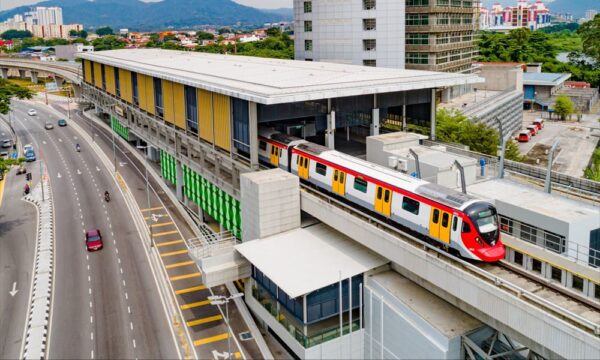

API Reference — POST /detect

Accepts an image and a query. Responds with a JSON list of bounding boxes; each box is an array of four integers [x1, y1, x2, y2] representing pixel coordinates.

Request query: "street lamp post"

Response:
[[208, 293, 244, 359], [137, 145, 153, 248]]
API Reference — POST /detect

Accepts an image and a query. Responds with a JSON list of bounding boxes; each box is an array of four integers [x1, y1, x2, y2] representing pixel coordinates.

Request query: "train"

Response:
[[258, 128, 506, 263]]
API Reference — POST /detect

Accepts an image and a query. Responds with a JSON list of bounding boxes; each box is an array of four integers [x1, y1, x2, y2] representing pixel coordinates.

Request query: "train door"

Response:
[[429, 208, 441, 239], [297, 155, 309, 179], [270, 146, 280, 167], [374, 186, 392, 216], [439, 212, 451, 244], [332, 169, 346, 196], [429, 208, 451, 243]]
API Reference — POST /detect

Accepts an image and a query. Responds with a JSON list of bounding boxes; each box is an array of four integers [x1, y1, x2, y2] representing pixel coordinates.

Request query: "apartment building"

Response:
[[404, 0, 478, 73], [294, 0, 406, 68]]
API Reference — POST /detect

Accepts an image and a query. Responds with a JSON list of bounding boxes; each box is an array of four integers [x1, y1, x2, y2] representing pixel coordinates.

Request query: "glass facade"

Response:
[[153, 77, 164, 117], [184, 85, 198, 135]]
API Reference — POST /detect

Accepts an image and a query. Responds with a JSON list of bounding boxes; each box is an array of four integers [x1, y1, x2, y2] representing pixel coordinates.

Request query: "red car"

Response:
[[533, 119, 544, 130], [517, 131, 531, 142], [85, 229, 103, 251], [526, 125, 538, 136]]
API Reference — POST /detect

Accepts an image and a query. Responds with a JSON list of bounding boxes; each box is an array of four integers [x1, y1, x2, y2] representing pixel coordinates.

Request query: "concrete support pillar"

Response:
[[248, 101, 259, 170], [430, 88, 437, 140], [55, 76, 64, 88], [326, 110, 335, 149], [370, 108, 380, 136], [402, 105, 407, 131], [0, 68, 8, 79], [30, 71, 38, 84], [175, 160, 183, 202], [197, 206, 204, 224], [19, 69, 26, 79], [72, 85, 82, 100]]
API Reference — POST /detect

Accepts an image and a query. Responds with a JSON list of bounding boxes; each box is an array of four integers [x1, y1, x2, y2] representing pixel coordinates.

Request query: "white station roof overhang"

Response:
[[235, 223, 388, 298], [79, 49, 483, 105]]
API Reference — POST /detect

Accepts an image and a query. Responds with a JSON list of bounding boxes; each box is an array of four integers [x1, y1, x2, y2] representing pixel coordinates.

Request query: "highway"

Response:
[[7, 100, 179, 359]]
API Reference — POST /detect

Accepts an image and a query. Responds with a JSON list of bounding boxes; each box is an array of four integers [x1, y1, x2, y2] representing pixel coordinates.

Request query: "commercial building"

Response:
[[293, 0, 406, 68], [486, 0, 551, 31], [0, 7, 81, 39], [54, 44, 94, 61], [404, 0, 479, 73]]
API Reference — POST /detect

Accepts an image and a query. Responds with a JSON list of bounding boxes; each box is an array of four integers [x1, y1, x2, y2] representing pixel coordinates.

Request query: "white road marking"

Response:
[[86, 254, 89, 260], [58, 138, 62, 142], [128, 306, 131, 314], [80, 214, 83, 219], [88, 276, 91, 282], [91, 350, 94, 359], [77, 169, 82, 175], [89, 301, 92, 308], [115, 248, 119, 254], [96, 166, 101, 172], [107, 217, 110, 222], [57, 172, 62, 178], [132, 339, 136, 348], [87, 265, 90, 271], [90, 316, 93, 324], [130, 322, 133, 331], [81, 222, 84, 227], [117, 258, 121, 264], [122, 279, 126, 287], [89, 288, 92, 295], [125, 292, 128, 300], [90, 332, 94, 340], [42, 140, 46, 144]]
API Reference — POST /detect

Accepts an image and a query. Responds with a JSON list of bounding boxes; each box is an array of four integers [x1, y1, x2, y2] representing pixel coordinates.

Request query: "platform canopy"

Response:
[[79, 49, 482, 105], [235, 223, 387, 298]]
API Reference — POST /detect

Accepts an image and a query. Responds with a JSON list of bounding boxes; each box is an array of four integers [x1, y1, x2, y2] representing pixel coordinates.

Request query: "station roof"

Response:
[[523, 72, 571, 87], [235, 223, 387, 298], [79, 49, 482, 105]]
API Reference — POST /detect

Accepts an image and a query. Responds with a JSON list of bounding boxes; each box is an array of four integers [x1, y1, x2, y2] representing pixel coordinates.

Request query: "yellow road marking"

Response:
[[0, 178, 5, 209], [180, 300, 211, 310], [156, 239, 184, 247], [234, 352, 241, 359], [169, 272, 201, 281], [116, 172, 128, 192], [175, 285, 206, 295], [194, 333, 229, 347], [144, 216, 150, 220], [141, 206, 164, 212], [151, 221, 174, 228], [165, 260, 195, 269], [160, 249, 188, 258], [186, 315, 222, 327], [153, 230, 178, 237]]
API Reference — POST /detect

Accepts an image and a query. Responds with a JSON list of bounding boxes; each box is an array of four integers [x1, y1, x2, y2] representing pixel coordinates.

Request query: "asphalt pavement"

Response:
[[8, 100, 179, 359]]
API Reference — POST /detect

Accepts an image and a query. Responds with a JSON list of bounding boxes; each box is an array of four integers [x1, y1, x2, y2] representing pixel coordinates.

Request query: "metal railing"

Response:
[[188, 231, 240, 259]]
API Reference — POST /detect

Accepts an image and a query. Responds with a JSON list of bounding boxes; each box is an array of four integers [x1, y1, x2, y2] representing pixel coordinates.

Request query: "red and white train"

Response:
[[258, 129, 505, 262]]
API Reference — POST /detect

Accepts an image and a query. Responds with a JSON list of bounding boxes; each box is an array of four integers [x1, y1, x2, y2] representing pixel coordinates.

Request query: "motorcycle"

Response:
[[76, 144, 81, 152], [23, 185, 30, 196], [104, 191, 110, 202]]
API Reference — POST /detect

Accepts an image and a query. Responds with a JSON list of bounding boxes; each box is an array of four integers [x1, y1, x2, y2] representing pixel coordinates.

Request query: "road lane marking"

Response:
[[169, 272, 201, 282], [130, 322, 133, 331], [90, 316, 93, 324], [151, 221, 174, 228], [128, 306, 131, 314], [186, 314, 222, 327], [153, 230, 178, 237], [132, 339, 136, 348], [0, 178, 5, 209], [234, 352, 241, 359], [165, 260, 195, 269], [90, 332, 93, 340], [160, 249, 188, 258], [180, 300, 211, 310], [193, 333, 229, 347], [125, 292, 128, 300], [141, 206, 163, 212], [156, 239, 184, 247], [175, 285, 206, 295], [91, 350, 94, 359]]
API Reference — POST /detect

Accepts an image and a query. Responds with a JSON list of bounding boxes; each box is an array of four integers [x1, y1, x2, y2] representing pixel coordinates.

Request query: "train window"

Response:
[[259, 141, 267, 151], [531, 258, 542, 273], [333, 170, 338, 181], [452, 216, 458, 231], [441, 213, 449, 227], [551, 266, 562, 282], [384, 189, 390, 202], [432, 209, 440, 224], [513, 251, 523, 266], [376, 187, 383, 200], [402, 197, 419, 215], [572, 275, 584, 292], [595, 284, 600, 300], [339, 172, 345, 183], [462, 222, 471, 233], [315, 163, 327, 176], [354, 178, 368, 193]]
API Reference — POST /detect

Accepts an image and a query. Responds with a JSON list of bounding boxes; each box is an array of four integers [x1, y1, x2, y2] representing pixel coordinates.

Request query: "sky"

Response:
[[0, 0, 294, 11]]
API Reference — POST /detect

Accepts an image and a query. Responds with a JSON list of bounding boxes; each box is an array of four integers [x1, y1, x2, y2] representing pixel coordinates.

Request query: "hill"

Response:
[[0, 0, 291, 31]]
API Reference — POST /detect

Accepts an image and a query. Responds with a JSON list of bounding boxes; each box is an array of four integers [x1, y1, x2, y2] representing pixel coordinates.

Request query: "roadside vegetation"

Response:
[[583, 148, 600, 182], [0, 79, 32, 176]]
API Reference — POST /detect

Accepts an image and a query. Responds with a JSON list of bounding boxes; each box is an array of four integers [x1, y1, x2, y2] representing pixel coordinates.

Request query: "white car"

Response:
[[27, 109, 37, 116], [23, 144, 33, 156]]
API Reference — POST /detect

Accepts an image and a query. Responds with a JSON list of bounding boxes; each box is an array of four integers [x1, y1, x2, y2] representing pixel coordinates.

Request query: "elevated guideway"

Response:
[[0, 58, 82, 85], [299, 186, 600, 359]]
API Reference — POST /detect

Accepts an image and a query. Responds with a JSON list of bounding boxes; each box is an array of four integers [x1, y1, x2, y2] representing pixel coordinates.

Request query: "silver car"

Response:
[[45, 122, 54, 130]]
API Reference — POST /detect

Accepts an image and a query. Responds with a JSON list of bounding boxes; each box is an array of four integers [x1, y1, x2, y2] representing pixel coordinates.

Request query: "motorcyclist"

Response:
[[76, 143, 81, 152], [104, 190, 110, 202], [24, 183, 30, 195]]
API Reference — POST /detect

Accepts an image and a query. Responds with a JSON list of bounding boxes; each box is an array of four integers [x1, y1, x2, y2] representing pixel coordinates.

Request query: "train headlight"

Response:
[[475, 237, 484, 247]]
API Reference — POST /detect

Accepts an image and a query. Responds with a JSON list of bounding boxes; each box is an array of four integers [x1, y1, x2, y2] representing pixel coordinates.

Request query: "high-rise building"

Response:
[[585, 9, 598, 22], [404, 0, 478, 73], [0, 6, 79, 39], [486, 1, 551, 31], [294, 0, 406, 68], [23, 6, 63, 26]]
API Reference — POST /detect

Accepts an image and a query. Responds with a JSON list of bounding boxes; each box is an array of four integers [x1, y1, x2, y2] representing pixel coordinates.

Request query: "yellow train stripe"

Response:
[[160, 249, 188, 258], [169, 272, 202, 281], [194, 333, 229, 347], [180, 300, 211, 310], [156, 239, 184, 247], [175, 285, 206, 295], [186, 315, 223, 327], [165, 260, 195, 269]]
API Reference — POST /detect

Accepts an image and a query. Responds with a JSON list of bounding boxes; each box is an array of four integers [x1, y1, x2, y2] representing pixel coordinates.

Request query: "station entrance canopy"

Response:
[[235, 223, 387, 298]]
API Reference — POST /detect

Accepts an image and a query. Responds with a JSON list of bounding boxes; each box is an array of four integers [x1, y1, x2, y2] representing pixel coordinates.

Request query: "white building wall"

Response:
[[294, 0, 405, 69]]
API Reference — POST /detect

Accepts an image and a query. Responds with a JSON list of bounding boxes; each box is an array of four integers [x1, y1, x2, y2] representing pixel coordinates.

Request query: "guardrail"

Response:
[[21, 179, 54, 360]]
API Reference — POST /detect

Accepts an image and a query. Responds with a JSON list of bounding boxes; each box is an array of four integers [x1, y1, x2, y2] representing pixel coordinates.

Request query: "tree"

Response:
[[577, 14, 600, 63], [0, 78, 33, 115], [69, 29, 88, 39], [92, 35, 125, 51], [505, 139, 526, 162], [0, 157, 24, 176], [436, 109, 499, 155], [583, 148, 600, 182], [553, 95, 574, 120], [1, 29, 33, 40], [196, 31, 214, 41], [95, 26, 114, 36], [265, 27, 281, 37], [217, 27, 231, 35]]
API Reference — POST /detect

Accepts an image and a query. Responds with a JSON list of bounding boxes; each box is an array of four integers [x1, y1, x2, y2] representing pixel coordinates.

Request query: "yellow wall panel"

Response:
[[93, 62, 103, 88], [198, 89, 213, 143], [83, 60, 92, 84], [137, 73, 147, 110], [162, 79, 174, 124], [119, 69, 133, 103], [105, 65, 116, 95], [145, 75, 155, 115], [173, 83, 186, 130], [213, 93, 231, 151]]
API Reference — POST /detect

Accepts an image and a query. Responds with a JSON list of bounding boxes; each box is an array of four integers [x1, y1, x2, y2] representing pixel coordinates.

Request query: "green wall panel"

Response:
[[110, 115, 129, 141]]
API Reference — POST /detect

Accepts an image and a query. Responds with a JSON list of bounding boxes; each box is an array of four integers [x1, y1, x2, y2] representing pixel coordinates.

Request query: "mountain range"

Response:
[[0, 0, 293, 31]]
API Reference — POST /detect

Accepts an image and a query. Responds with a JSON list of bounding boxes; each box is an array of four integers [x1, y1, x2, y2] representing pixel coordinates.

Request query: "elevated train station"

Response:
[[78, 49, 599, 360]]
